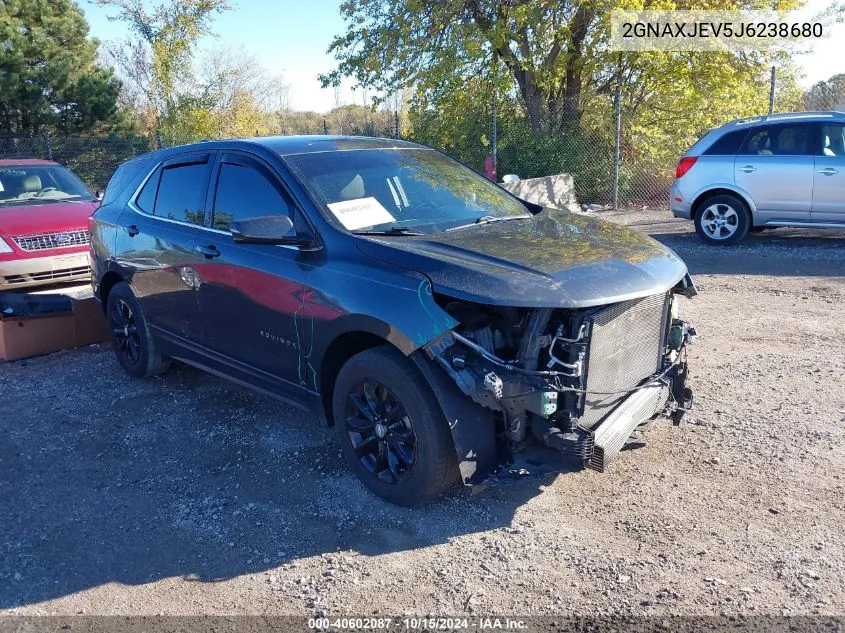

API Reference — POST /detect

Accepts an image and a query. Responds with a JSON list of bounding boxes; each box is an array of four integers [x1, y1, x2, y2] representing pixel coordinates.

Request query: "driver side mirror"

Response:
[[230, 215, 312, 246], [95, 189, 104, 201]]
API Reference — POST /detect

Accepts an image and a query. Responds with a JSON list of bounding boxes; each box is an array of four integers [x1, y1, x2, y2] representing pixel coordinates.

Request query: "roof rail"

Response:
[[726, 111, 845, 127]]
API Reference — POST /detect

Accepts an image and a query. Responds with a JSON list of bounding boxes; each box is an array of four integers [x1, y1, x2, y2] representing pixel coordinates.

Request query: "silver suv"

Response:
[[670, 111, 845, 244]]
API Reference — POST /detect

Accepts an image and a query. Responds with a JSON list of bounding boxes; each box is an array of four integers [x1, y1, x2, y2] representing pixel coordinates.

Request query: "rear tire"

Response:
[[332, 346, 459, 506], [106, 282, 170, 378], [694, 194, 751, 245]]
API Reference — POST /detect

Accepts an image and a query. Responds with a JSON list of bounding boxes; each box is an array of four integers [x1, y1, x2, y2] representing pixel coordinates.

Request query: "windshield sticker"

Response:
[[326, 197, 396, 230]]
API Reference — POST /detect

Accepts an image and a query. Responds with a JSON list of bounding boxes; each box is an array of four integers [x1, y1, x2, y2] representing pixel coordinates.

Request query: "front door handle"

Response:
[[194, 244, 220, 259], [125, 224, 139, 237], [818, 167, 840, 176], [739, 165, 757, 173]]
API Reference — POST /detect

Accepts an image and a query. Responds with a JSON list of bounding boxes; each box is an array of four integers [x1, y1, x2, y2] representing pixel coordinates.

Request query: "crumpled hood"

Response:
[[355, 209, 689, 308]]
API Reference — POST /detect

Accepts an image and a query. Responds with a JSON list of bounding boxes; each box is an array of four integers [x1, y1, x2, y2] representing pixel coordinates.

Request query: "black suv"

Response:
[[91, 136, 696, 505]]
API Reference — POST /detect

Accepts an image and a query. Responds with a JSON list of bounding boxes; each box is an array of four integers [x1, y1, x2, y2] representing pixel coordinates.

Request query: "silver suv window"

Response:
[[738, 124, 812, 156], [821, 124, 845, 156], [704, 129, 748, 155]]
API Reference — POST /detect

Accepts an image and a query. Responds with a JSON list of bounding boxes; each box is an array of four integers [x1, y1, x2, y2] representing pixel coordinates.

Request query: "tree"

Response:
[[805, 74, 845, 111], [322, 0, 595, 133], [0, 0, 126, 134], [323, 0, 803, 135], [94, 0, 230, 132]]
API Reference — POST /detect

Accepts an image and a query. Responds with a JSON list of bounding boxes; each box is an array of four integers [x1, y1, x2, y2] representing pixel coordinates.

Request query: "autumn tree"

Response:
[[0, 0, 127, 135], [805, 74, 845, 110], [323, 0, 805, 137], [94, 0, 230, 135], [322, 0, 597, 133]]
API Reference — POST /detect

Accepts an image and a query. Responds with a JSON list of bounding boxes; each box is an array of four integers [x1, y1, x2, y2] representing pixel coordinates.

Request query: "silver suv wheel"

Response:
[[694, 193, 750, 245], [700, 203, 739, 240]]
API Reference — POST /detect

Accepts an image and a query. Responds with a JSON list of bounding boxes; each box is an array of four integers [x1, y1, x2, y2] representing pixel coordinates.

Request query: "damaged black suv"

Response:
[[91, 136, 696, 505]]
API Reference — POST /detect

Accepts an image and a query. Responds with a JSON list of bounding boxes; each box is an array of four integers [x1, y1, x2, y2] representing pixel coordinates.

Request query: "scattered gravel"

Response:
[[1, 209, 843, 616]]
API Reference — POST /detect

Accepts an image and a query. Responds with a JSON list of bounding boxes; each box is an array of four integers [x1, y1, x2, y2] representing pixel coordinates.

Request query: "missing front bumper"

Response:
[[421, 295, 695, 483]]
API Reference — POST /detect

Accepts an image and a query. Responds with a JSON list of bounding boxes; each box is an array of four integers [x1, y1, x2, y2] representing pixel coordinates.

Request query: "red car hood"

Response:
[[0, 200, 99, 237]]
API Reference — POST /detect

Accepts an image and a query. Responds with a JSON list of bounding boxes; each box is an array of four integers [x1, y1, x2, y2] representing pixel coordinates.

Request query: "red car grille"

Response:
[[12, 229, 90, 252]]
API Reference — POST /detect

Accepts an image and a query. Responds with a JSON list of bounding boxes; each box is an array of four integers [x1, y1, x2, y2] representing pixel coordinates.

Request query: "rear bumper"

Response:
[[669, 183, 692, 219], [0, 252, 90, 290]]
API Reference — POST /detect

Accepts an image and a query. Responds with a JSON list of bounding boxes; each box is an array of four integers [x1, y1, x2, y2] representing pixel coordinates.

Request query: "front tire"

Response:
[[106, 282, 170, 378], [694, 194, 751, 245], [332, 346, 459, 506]]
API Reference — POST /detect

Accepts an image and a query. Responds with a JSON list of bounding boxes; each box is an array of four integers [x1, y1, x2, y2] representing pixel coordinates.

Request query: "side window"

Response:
[[212, 161, 293, 232], [820, 124, 845, 157], [739, 124, 811, 156], [153, 161, 210, 225], [135, 167, 160, 213], [704, 130, 748, 155]]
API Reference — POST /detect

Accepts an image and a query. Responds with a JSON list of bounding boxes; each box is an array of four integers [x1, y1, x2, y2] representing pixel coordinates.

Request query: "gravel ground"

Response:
[[1, 209, 844, 617]]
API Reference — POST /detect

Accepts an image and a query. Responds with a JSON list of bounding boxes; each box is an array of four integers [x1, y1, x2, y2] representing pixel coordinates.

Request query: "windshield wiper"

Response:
[[353, 227, 425, 236], [446, 214, 532, 232], [0, 198, 62, 206]]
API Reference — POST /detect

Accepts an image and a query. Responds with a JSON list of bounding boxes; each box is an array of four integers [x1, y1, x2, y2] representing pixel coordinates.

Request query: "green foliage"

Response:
[[805, 73, 845, 110], [323, 0, 596, 132], [95, 0, 230, 129], [409, 79, 505, 171], [327, 0, 810, 203], [54, 135, 152, 190], [0, 0, 129, 134]]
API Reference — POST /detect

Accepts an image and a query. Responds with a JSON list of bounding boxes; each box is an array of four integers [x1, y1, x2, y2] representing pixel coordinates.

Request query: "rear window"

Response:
[[153, 161, 210, 225], [102, 156, 156, 206], [704, 130, 748, 155], [135, 168, 160, 213]]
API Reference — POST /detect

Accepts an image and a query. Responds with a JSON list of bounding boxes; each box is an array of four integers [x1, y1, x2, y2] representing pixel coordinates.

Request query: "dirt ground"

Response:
[[1, 209, 844, 617]]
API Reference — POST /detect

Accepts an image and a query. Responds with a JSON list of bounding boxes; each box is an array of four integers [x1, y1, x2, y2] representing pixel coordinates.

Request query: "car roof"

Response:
[[149, 135, 425, 159], [0, 158, 59, 167], [720, 111, 845, 130]]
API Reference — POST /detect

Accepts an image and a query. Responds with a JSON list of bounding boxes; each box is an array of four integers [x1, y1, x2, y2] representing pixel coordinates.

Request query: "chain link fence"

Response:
[[0, 135, 152, 191], [2, 71, 841, 206]]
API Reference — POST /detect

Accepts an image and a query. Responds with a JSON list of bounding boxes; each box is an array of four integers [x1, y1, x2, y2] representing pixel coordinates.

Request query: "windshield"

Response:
[[284, 148, 531, 234], [0, 164, 93, 207]]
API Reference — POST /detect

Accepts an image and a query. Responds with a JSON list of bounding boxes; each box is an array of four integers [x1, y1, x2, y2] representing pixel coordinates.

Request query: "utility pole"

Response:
[[491, 50, 498, 180], [613, 82, 622, 210], [769, 66, 776, 115]]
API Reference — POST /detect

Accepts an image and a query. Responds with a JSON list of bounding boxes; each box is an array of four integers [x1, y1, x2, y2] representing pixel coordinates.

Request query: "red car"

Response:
[[0, 159, 99, 290]]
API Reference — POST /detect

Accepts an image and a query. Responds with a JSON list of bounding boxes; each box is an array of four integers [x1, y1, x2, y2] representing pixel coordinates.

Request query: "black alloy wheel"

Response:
[[111, 298, 141, 365], [332, 346, 459, 505], [345, 379, 417, 484], [106, 281, 170, 378]]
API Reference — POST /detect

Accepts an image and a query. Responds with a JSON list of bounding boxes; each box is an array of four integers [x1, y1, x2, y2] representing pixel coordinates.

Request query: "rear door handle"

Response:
[[194, 244, 220, 259], [739, 165, 757, 173], [125, 224, 139, 237], [818, 167, 839, 176]]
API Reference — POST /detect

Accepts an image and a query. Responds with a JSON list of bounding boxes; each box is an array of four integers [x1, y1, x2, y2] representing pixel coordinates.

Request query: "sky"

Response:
[[81, 0, 355, 112], [79, 0, 844, 114]]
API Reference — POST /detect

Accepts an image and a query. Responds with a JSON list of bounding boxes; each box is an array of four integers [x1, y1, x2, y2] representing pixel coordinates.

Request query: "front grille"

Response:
[[579, 292, 670, 430], [3, 266, 90, 286], [12, 229, 90, 252]]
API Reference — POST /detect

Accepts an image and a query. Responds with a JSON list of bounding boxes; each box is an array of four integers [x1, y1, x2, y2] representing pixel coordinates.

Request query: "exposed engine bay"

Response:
[[423, 275, 697, 476]]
